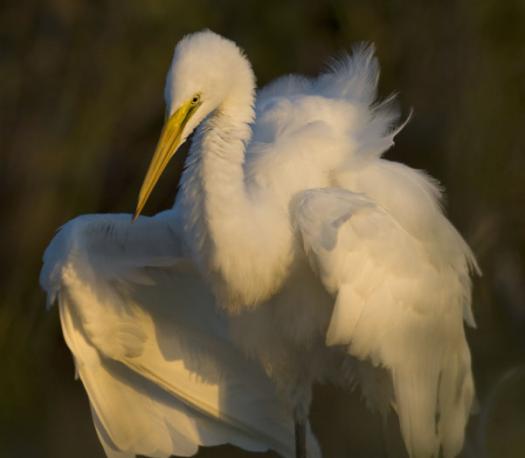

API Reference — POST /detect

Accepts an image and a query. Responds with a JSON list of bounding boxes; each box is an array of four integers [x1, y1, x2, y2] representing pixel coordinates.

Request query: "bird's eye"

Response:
[[191, 95, 200, 105]]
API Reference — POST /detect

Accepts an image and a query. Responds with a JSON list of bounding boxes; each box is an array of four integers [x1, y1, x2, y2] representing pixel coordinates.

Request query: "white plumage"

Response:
[[40, 30, 479, 458]]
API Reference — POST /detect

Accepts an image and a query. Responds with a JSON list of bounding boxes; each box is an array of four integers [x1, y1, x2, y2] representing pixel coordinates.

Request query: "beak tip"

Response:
[[133, 197, 145, 223]]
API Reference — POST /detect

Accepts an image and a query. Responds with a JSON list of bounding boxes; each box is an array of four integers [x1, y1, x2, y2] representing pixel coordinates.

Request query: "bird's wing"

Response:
[[40, 211, 320, 458], [292, 188, 476, 458]]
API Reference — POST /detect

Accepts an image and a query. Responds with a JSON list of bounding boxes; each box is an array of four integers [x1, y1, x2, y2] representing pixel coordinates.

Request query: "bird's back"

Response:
[[247, 42, 478, 286], [245, 44, 402, 206]]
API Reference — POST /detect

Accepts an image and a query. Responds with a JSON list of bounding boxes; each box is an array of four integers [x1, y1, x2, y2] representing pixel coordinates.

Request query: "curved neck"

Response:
[[180, 93, 292, 311], [181, 91, 254, 235], [200, 97, 254, 214]]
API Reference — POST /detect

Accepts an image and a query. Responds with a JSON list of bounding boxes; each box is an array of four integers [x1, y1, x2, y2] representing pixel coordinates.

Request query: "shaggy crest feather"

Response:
[[319, 43, 380, 103]]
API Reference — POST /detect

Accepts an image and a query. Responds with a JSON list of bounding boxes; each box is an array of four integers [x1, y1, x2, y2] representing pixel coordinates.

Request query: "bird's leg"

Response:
[[379, 415, 390, 458], [290, 378, 312, 458], [294, 415, 307, 458], [293, 393, 310, 458]]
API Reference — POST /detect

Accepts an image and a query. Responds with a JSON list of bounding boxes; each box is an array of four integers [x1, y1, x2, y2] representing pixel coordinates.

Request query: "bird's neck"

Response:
[[180, 94, 292, 311], [199, 97, 254, 219]]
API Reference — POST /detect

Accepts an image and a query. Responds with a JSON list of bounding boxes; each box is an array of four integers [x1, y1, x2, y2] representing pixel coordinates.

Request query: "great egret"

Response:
[[41, 30, 479, 458]]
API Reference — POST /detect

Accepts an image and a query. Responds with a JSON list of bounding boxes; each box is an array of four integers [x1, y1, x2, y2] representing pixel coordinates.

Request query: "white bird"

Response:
[[40, 30, 480, 458]]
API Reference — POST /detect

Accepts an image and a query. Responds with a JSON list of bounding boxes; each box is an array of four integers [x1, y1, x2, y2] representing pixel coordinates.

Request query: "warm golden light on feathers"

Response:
[[41, 30, 478, 458]]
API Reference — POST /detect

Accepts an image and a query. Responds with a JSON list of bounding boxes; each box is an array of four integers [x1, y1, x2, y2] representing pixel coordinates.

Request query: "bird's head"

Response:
[[134, 30, 255, 220]]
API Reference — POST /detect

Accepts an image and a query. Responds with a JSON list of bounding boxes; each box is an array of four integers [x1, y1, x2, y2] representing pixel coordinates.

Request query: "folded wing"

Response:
[[293, 188, 475, 458], [41, 211, 320, 458]]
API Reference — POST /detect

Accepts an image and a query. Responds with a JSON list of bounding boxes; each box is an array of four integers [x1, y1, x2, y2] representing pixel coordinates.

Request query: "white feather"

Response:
[[40, 211, 320, 458], [292, 186, 476, 457]]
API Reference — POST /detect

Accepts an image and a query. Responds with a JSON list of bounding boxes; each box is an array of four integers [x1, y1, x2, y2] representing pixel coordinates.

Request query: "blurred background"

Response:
[[1, 0, 524, 457]]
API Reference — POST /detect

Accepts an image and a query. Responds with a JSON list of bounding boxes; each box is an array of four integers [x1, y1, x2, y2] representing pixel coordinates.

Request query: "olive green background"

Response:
[[1, 0, 524, 457]]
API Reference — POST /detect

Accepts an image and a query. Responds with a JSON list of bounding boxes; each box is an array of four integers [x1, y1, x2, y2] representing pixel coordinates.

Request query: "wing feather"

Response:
[[41, 212, 320, 458], [293, 188, 476, 458]]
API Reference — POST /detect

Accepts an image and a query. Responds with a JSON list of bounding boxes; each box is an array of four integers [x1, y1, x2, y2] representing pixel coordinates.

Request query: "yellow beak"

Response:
[[133, 98, 200, 220]]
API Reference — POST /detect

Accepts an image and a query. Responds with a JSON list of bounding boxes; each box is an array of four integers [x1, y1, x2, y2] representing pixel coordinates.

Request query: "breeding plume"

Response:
[[41, 31, 479, 458]]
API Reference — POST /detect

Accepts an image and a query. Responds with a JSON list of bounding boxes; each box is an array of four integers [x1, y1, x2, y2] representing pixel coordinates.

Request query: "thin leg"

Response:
[[380, 416, 390, 458], [291, 381, 312, 458], [294, 418, 307, 458]]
